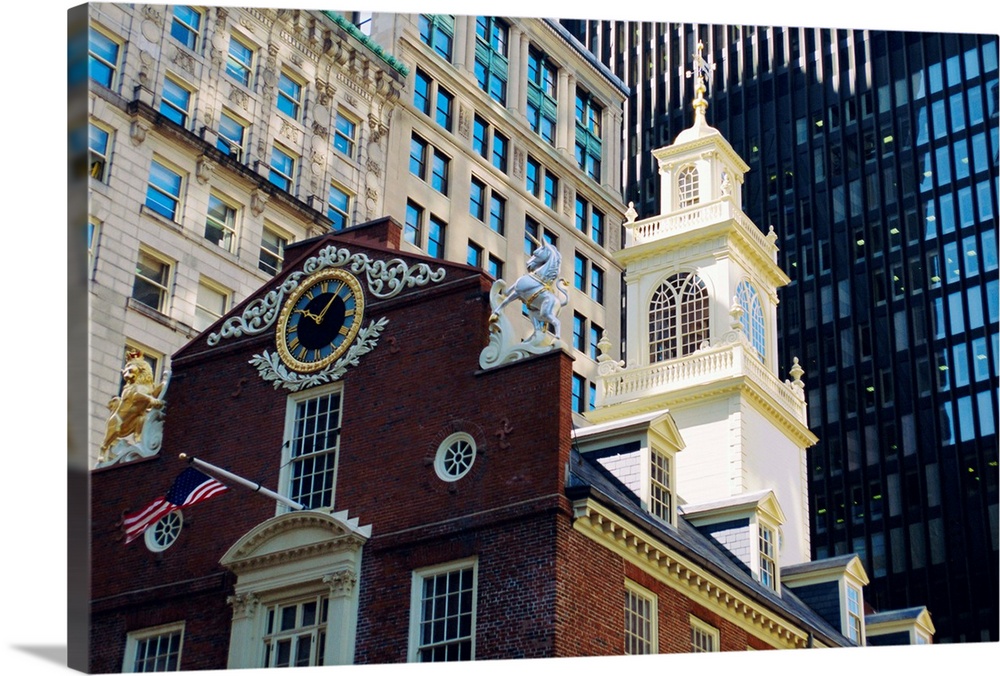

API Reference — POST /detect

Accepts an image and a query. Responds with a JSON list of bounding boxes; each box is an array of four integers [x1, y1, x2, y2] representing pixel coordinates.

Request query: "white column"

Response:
[[506, 25, 522, 116], [556, 69, 571, 154], [322, 568, 361, 665], [226, 592, 264, 669], [453, 14, 469, 71], [516, 31, 529, 118]]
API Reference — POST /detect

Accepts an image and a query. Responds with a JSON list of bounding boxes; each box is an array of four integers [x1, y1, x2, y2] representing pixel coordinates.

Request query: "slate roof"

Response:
[[565, 449, 853, 648], [866, 607, 929, 625]]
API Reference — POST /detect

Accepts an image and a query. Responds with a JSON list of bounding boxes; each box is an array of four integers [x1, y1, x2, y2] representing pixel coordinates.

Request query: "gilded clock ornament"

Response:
[[275, 268, 365, 373]]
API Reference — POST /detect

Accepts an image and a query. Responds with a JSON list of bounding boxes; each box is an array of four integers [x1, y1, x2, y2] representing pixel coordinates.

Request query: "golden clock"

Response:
[[275, 268, 365, 373]]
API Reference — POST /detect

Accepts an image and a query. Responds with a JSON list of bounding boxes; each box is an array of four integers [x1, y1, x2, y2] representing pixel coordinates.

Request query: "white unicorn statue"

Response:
[[480, 241, 569, 369]]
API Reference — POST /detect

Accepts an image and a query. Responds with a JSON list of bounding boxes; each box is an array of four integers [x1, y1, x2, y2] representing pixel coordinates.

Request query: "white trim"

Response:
[[408, 557, 478, 662], [122, 621, 185, 673], [278, 382, 344, 514], [624, 579, 658, 655], [689, 615, 720, 652]]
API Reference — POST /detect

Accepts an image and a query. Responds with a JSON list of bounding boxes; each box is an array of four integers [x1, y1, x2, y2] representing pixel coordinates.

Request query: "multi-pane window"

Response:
[[469, 178, 486, 221], [418, 14, 454, 60], [650, 449, 672, 522], [678, 165, 700, 208], [573, 313, 587, 352], [405, 200, 423, 246], [89, 122, 111, 182], [262, 596, 329, 668], [333, 111, 358, 157], [589, 323, 603, 360], [132, 249, 171, 313], [411, 560, 477, 662], [414, 69, 432, 115], [649, 273, 709, 363], [259, 227, 287, 276], [472, 115, 508, 173], [491, 131, 508, 172], [427, 216, 446, 258], [758, 525, 777, 590], [572, 373, 587, 413], [590, 264, 605, 304], [527, 47, 558, 145], [489, 192, 506, 235], [735, 280, 766, 361], [436, 87, 454, 131], [690, 617, 719, 652], [170, 6, 201, 51], [194, 279, 229, 332], [624, 584, 656, 655], [217, 111, 246, 160], [145, 159, 183, 221], [285, 386, 343, 510], [575, 89, 603, 181], [160, 75, 192, 127], [574, 253, 587, 292], [846, 585, 863, 644], [125, 623, 184, 672], [430, 151, 449, 194], [574, 196, 606, 246], [327, 184, 351, 231], [205, 193, 237, 252], [487, 254, 503, 279], [467, 241, 484, 268], [410, 134, 449, 195], [269, 145, 296, 193], [526, 157, 541, 198], [474, 17, 508, 105], [226, 35, 254, 87], [89, 27, 120, 88], [543, 172, 559, 211], [524, 217, 558, 255], [409, 135, 428, 179], [277, 71, 303, 120]]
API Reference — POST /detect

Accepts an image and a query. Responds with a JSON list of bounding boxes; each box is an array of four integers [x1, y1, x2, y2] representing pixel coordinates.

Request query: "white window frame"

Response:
[[259, 224, 289, 276], [194, 277, 230, 332], [89, 24, 122, 90], [123, 621, 185, 673], [205, 191, 238, 252], [269, 144, 297, 193], [648, 272, 710, 363], [169, 5, 202, 51], [261, 593, 330, 668], [278, 383, 344, 512], [689, 616, 719, 653], [649, 447, 674, 525], [226, 33, 255, 87], [333, 110, 359, 158], [89, 120, 113, 182], [735, 279, 766, 363], [217, 109, 247, 161], [144, 157, 185, 223], [624, 580, 657, 655], [408, 558, 478, 662], [277, 70, 304, 121], [327, 182, 353, 231], [160, 73, 194, 128], [678, 164, 700, 208], [757, 522, 778, 591], [844, 582, 865, 645], [132, 248, 173, 314]]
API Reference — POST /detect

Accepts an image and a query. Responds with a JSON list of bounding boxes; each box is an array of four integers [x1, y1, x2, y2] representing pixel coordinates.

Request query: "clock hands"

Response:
[[294, 287, 341, 324]]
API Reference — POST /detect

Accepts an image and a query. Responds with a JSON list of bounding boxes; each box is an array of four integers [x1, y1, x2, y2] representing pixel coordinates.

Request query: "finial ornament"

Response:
[[685, 40, 715, 119], [789, 357, 805, 389]]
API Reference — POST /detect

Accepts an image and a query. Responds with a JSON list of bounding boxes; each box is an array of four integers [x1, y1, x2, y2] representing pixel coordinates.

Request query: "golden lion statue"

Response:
[[99, 350, 166, 462]]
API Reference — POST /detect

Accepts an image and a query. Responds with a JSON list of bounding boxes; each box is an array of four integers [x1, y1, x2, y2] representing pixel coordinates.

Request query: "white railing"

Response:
[[599, 342, 807, 424], [625, 199, 777, 263]]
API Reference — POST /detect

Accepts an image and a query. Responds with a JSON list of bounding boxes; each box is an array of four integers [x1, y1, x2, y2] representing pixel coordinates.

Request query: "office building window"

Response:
[[170, 6, 201, 51], [205, 193, 237, 252], [678, 165, 699, 207], [418, 14, 454, 60], [414, 68, 432, 115], [690, 617, 719, 652], [428, 217, 446, 258], [226, 35, 254, 87], [487, 254, 503, 279], [430, 150, 449, 194], [89, 26, 121, 89], [89, 122, 111, 182], [269, 145, 296, 193], [277, 71, 303, 120], [410, 134, 428, 179], [124, 622, 184, 672], [575, 89, 603, 181], [409, 559, 477, 662], [259, 226, 287, 276], [526, 156, 541, 198], [590, 264, 605, 304], [333, 111, 358, 157], [217, 110, 247, 160], [474, 17, 508, 105], [194, 279, 229, 332], [145, 159, 183, 222], [470, 177, 486, 221], [572, 373, 587, 413], [132, 249, 172, 313], [160, 75, 192, 128], [649, 273, 709, 363], [327, 184, 352, 231], [260, 596, 329, 668], [405, 200, 423, 246], [624, 583, 656, 655], [544, 172, 559, 211], [436, 88, 454, 132], [735, 280, 765, 361], [467, 241, 484, 268], [573, 313, 586, 352], [574, 196, 606, 246], [489, 193, 506, 235], [527, 47, 557, 145], [282, 385, 343, 510]]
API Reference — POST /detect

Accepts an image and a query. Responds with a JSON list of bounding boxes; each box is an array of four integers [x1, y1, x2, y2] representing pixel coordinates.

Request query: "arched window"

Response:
[[678, 165, 699, 208], [649, 273, 709, 363], [736, 280, 765, 361]]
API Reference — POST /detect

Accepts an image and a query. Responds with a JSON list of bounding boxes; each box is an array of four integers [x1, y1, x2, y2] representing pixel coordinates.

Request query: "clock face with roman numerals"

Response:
[[275, 268, 365, 373]]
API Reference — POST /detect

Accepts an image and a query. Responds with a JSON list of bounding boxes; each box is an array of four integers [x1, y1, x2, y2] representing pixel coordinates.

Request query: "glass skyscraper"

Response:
[[562, 19, 999, 643]]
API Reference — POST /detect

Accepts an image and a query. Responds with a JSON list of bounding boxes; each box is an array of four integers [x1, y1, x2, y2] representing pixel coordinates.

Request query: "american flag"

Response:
[[122, 467, 228, 544]]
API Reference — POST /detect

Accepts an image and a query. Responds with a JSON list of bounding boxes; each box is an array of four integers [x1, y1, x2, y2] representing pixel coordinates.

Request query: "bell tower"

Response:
[[588, 43, 818, 565]]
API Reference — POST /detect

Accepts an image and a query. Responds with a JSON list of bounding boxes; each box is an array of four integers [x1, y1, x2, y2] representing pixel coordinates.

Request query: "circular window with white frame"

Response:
[[434, 432, 477, 482], [145, 511, 184, 552]]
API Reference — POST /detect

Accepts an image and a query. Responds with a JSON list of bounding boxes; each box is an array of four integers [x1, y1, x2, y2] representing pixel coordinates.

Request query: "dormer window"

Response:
[[649, 448, 673, 522], [758, 524, 777, 590], [846, 583, 863, 644], [649, 273, 709, 363], [678, 165, 699, 208]]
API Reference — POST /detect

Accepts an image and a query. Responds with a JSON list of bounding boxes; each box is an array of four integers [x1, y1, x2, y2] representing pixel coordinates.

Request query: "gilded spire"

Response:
[[686, 40, 715, 121]]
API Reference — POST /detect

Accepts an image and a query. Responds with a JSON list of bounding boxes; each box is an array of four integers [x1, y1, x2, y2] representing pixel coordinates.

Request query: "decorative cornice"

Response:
[[227, 591, 260, 619], [572, 498, 824, 649]]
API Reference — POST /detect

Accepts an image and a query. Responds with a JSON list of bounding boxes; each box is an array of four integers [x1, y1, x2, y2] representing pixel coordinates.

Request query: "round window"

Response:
[[434, 432, 477, 482], [145, 511, 184, 552]]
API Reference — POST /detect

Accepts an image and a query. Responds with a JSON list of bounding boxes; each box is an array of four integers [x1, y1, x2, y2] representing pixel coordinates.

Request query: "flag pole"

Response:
[[179, 453, 305, 511]]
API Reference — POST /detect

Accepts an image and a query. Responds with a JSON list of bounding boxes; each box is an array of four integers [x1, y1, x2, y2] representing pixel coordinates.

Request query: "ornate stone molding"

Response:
[[208, 245, 447, 346], [250, 188, 269, 216], [171, 47, 195, 75], [227, 591, 260, 619], [196, 155, 215, 184], [129, 120, 149, 146], [324, 570, 358, 598]]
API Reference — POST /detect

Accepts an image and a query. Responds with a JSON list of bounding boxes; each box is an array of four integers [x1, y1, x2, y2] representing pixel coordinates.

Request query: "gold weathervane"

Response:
[[685, 40, 716, 118]]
